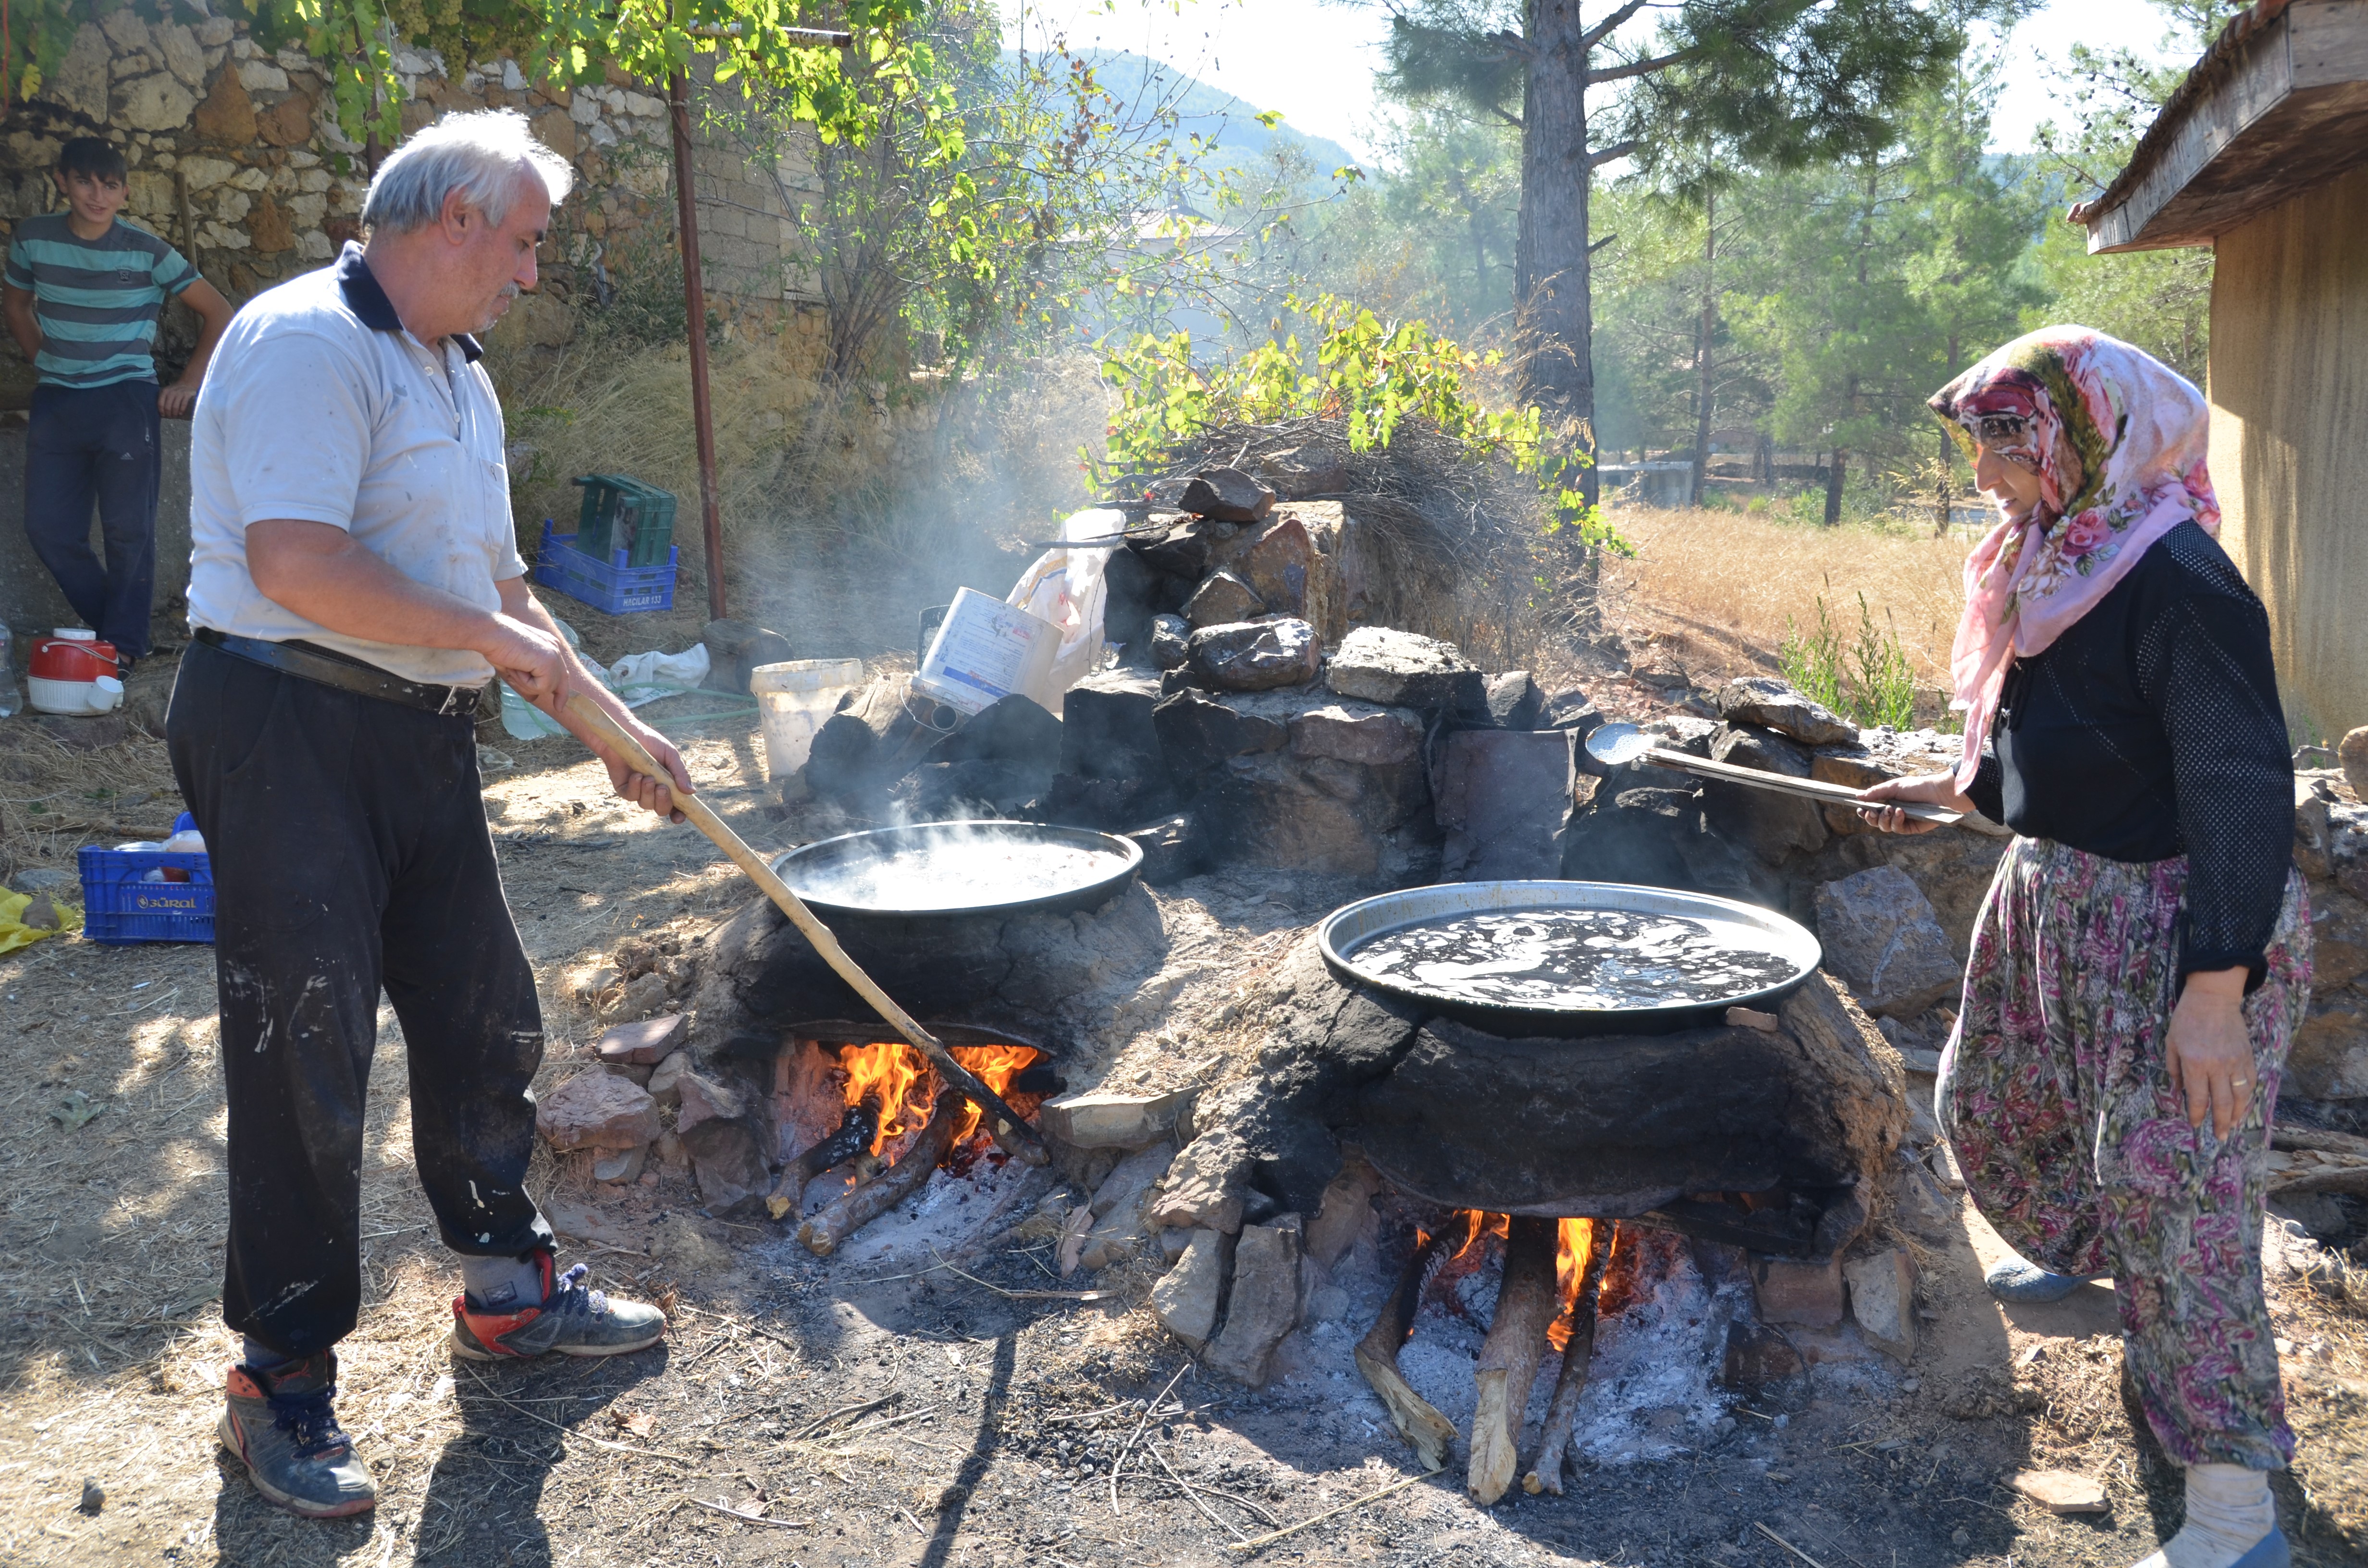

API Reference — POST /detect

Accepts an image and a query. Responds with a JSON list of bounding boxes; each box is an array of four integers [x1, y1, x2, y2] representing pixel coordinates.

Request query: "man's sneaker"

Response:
[[449, 1252, 667, 1360], [217, 1353, 377, 1519]]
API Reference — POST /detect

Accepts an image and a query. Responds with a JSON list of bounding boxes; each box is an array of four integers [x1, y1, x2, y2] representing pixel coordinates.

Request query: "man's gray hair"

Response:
[[361, 108, 574, 234]]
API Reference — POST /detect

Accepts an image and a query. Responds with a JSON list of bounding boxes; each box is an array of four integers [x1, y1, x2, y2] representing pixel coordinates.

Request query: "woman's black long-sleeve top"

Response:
[[1962, 520, 2294, 990]]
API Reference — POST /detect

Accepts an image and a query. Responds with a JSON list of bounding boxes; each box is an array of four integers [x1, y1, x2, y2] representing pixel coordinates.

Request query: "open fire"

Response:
[[774, 1037, 1049, 1255], [1359, 1209, 1631, 1504]]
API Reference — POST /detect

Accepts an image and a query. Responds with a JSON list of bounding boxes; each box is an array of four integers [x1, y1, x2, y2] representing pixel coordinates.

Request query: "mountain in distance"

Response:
[[1005, 47, 1363, 197]]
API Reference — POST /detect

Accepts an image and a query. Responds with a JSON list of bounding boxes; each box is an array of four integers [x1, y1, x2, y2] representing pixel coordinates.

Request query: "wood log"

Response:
[[765, 1100, 880, 1220], [1523, 1222, 1616, 1495], [1351, 1217, 1466, 1470], [1468, 1216, 1559, 1505], [797, 1089, 962, 1256]]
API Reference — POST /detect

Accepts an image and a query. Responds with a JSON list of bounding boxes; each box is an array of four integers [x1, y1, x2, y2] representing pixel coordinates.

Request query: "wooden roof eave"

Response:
[[2073, 0, 2368, 254]]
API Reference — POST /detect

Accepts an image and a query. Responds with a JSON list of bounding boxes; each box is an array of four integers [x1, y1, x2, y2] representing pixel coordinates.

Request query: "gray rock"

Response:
[[595, 1013, 685, 1066], [1152, 689, 1288, 776], [1205, 1216, 1305, 1385], [9, 868, 74, 893], [1324, 626, 1485, 710], [117, 72, 197, 133], [2340, 725, 2368, 805], [592, 1144, 649, 1183], [1704, 723, 1828, 858], [1814, 866, 1965, 1017], [1843, 1248, 1918, 1362], [1149, 613, 1192, 670], [672, 1067, 750, 1136], [1190, 618, 1322, 692], [647, 1050, 692, 1108], [1152, 1229, 1233, 1350], [1437, 729, 1578, 881], [536, 1071, 661, 1153], [1716, 676, 1858, 747], [1289, 705, 1420, 766], [1483, 670, 1544, 729], [1137, 520, 1212, 581], [1185, 570, 1264, 629], [1039, 1089, 1196, 1150], [1059, 668, 1167, 783], [1089, 1141, 1179, 1220], [1543, 688, 1602, 736], [1179, 466, 1277, 523]]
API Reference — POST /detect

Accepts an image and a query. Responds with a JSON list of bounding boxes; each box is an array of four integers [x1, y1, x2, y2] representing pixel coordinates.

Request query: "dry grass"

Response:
[[1602, 503, 1974, 690], [0, 724, 188, 887]]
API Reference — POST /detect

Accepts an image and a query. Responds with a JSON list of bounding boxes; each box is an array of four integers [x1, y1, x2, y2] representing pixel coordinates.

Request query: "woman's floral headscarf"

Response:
[[1930, 326, 2220, 789]]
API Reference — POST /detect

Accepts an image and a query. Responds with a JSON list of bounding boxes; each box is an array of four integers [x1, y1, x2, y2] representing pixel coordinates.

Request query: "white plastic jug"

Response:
[[1001, 507, 1122, 716], [752, 658, 867, 780], [911, 589, 1062, 718]]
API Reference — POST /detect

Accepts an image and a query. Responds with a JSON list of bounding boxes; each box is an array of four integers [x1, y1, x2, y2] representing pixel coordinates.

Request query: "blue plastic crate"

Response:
[[78, 811, 214, 945], [531, 520, 678, 615]]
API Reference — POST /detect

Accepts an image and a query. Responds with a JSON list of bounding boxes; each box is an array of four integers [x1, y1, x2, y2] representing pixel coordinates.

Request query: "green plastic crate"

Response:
[[572, 474, 678, 566]]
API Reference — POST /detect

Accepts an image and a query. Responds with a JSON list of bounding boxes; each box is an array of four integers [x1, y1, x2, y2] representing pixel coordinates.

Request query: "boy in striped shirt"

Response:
[[3, 137, 233, 661]]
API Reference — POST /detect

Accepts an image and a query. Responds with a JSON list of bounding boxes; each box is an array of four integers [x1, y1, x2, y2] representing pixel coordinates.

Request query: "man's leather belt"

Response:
[[194, 628, 483, 716]]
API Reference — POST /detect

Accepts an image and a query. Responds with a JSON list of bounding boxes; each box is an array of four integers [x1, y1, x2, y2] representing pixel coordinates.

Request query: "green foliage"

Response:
[[1096, 293, 1631, 557], [1781, 593, 1919, 727]]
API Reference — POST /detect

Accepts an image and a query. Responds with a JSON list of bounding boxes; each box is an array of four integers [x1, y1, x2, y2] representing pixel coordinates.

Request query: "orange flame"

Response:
[[828, 1040, 1044, 1161], [1547, 1218, 1598, 1351]]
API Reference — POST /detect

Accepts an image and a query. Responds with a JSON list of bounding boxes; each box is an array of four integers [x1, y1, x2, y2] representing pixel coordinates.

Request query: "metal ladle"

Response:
[[1585, 722, 1965, 827]]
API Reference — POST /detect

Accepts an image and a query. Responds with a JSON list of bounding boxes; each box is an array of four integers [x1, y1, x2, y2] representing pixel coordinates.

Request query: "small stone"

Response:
[[1725, 1006, 1780, 1032], [1152, 1228, 1232, 1351], [1483, 671, 1544, 729], [2337, 726, 2368, 802], [1842, 1247, 1919, 1363], [1149, 613, 1192, 670], [1184, 570, 1264, 629], [1951, 1528, 1971, 1547], [9, 868, 74, 893], [1205, 1216, 1305, 1385], [1716, 676, 1857, 747], [1814, 867, 1965, 1018], [1751, 1250, 1846, 1330], [1148, 1145, 1246, 1235], [537, 1071, 660, 1153], [78, 1479, 103, 1515], [594, 1013, 684, 1066], [1176, 466, 1276, 523], [1039, 1089, 1196, 1150], [2007, 1469, 2108, 1513], [1325, 626, 1485, 710], [18, 894, 62, 931], [613, 970, 671, 1020], [592, 1144, 649, 1183], [1190, 618, 1322, 692], [1289, 705, 1419, 766], [657, 1129, 686, 1168], [576, 964, 620, 1001], [672, 1068, 748, 1137], [647, 1050, 692, 1108]]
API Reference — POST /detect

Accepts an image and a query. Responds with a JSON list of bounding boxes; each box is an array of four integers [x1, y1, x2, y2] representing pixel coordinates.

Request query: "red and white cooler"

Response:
[[26, 629, 124, 716]]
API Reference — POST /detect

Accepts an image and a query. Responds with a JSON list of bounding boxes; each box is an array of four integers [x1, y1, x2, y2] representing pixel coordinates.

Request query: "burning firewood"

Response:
[[1351, 1215, 1468, 1470], [765, 1101, 881, 1220], [1523, 1221, 1616, 1495], [1468, 1216, 1559, 1505], [797, 1088, 962, 1256]]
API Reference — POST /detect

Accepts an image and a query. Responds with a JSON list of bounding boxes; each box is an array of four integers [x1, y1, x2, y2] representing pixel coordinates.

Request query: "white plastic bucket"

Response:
[[910, 588, 1062, 717], [752, 658, 866, 781]]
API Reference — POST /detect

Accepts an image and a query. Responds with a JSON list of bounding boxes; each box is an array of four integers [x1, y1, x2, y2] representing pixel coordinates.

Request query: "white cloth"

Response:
[[186, 259, 526, 687], [1004, 507, 1120, 716], [2133, 1463, 2280, 1568]]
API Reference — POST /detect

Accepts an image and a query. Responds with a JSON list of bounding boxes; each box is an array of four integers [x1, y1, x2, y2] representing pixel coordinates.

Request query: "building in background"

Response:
[[2072, 0, 2368, 740]]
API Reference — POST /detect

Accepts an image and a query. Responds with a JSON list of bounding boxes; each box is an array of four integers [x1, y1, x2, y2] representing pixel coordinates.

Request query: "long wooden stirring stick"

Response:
[[562, 693, 1048, 1166]]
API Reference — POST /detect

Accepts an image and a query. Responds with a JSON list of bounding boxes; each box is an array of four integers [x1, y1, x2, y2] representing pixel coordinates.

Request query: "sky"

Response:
[[1005, 0, 2195, 165]]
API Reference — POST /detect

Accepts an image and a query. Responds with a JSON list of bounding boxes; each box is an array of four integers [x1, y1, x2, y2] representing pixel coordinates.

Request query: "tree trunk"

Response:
[[1824, 446, 1848, 526], [1515, 0, 1598, 508], [1935, 331, 1959, 536], [1688, 185, 1716, 510]]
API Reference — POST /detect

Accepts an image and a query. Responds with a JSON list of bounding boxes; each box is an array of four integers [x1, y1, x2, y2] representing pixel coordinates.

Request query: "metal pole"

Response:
[[668, 66, 728, 621]]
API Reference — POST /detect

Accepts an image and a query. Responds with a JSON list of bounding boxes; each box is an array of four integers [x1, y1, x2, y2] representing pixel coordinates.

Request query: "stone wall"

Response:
[[0, 14, 825, 385]]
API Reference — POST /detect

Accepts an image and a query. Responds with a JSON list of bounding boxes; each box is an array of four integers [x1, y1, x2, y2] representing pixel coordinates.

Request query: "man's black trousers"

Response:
[[167, 640, 553, 1356]]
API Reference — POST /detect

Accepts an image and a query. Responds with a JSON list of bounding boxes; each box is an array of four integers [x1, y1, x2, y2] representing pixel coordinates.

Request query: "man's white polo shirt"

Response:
[[188, 243, 526, 688]]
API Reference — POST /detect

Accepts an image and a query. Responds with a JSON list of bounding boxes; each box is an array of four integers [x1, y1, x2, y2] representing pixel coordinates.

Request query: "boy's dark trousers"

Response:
[[166, 640, 555, 1357], [24, 380, 161, 656]]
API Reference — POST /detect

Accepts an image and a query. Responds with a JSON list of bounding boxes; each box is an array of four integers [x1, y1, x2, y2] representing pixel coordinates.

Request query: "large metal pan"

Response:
[[1320, 880, 1823, 1038], [768, 821, 1143, 921]]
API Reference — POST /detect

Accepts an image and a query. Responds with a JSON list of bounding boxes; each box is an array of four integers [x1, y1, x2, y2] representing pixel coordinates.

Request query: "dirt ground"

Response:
[[3, 637, 2366, 1568]]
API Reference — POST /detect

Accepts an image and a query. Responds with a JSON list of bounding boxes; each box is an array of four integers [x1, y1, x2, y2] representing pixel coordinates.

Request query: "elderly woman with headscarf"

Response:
[[1858, 327, 2310, 1568]]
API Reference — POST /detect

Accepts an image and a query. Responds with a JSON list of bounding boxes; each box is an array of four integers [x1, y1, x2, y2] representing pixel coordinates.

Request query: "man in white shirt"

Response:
[[168, 110, 682, 1521]]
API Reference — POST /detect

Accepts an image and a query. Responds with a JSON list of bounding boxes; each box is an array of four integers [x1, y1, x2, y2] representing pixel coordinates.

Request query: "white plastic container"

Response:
[[752, 658, 867, 780], [910, 588, 1062, 718]]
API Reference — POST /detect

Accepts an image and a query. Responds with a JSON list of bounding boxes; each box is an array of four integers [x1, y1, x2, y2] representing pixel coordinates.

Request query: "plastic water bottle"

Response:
[[0, 620, 19, 718]]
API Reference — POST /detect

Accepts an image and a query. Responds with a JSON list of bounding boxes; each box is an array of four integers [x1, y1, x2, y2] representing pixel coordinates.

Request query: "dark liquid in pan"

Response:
[[1346, 908, 1800, 1009]]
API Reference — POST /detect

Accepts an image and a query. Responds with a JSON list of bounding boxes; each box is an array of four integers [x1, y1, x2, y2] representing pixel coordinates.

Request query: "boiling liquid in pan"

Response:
[[1346, 908, 1801, 1009], [788, 838, 1121, 912]]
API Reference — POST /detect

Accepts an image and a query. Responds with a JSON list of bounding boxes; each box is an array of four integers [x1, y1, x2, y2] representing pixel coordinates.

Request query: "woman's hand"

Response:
[[2166, 967, 2254, 1139], [1855, 772, 1977, 836]]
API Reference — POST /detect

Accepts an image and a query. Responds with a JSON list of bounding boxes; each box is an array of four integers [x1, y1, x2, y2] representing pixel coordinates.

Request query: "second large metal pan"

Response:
[[768, 821, 1143, 921]]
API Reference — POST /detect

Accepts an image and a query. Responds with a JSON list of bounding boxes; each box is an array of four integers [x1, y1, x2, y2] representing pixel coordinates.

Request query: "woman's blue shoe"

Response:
[[2229, 1527, 2291, 1568], [1985, 1258, 2105, 1302]]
